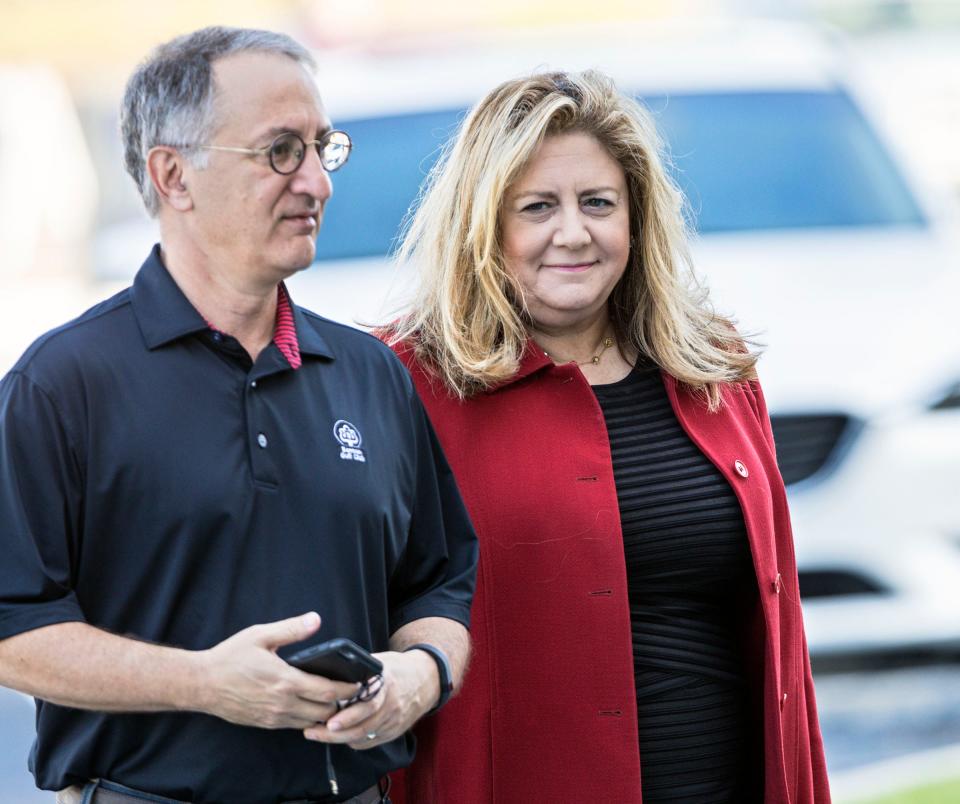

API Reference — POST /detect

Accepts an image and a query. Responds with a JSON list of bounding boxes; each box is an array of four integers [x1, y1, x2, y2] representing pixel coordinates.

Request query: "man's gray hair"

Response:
[[121, 26, 316, 216]]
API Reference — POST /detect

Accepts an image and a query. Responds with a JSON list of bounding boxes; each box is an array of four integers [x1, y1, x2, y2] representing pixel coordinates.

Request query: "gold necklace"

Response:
[[544, 336, 616, 366]]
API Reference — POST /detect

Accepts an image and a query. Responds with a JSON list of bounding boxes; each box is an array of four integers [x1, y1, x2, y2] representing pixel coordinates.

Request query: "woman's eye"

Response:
[[521, 201, 551, 213], [584, 197, 613, 208]]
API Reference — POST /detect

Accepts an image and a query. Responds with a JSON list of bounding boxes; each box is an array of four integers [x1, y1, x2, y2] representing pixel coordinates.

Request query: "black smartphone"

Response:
[[286, 638, 383, 683]]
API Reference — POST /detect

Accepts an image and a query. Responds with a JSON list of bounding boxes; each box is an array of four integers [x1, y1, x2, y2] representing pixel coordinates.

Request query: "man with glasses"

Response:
[[0, 27, 476, 804]]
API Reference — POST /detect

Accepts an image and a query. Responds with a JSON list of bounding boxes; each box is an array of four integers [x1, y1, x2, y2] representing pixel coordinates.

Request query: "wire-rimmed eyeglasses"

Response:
[[194, 129, 352, 175]]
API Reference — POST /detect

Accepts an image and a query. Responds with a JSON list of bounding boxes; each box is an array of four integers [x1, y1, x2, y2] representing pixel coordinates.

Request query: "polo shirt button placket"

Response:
[[245, 369, 278, 486]]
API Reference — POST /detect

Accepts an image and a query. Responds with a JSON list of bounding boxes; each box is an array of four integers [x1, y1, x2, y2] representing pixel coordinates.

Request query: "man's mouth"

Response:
[[281, 213, 318, 231]]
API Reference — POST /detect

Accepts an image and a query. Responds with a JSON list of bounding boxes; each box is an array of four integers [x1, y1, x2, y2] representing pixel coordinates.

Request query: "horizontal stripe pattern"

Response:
[[593, 364, 759, 803], [274, 283, 302, 370]]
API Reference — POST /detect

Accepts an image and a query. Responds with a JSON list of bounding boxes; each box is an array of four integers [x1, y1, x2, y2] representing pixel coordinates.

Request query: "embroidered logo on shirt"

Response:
[[333, 420, 366, 462]]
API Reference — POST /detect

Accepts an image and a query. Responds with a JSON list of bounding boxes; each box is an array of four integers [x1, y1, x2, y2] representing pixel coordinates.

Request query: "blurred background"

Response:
[[2, 0, 959, 801]]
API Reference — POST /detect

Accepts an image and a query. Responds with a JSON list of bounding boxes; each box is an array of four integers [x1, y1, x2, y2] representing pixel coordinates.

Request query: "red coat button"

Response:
[[734, 459, 749, 478]]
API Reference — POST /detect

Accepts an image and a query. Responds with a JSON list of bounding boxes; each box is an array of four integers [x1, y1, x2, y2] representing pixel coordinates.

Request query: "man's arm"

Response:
[[0, 612, 360, 729], [303, 615, 469, 748]]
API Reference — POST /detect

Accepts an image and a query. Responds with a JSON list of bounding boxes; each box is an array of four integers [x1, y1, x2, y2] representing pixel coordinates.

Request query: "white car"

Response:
[[284, 19, 960, 657]]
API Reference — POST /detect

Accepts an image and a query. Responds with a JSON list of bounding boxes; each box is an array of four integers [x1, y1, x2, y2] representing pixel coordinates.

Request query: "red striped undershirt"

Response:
[[273, 283, 301, 369], [204, 283, 302, 370]]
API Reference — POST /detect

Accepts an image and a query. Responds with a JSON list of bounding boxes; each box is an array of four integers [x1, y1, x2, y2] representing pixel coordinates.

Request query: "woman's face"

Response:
[[501, 131, 631, 334]]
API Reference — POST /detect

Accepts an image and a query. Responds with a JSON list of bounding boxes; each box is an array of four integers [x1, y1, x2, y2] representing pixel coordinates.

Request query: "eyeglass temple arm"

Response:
[[197, 144, 266, 155]]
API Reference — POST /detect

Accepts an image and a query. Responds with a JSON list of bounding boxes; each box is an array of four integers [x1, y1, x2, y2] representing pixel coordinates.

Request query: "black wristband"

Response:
[[405, 642, 453, 713]]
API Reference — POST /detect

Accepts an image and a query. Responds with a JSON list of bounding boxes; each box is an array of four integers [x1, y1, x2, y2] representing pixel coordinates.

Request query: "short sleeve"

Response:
[[387, 390, 478, 634], [0, 371, 86, 640]]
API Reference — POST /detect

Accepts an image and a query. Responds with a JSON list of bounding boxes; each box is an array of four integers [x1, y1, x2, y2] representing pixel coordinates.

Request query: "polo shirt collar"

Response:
[[131, 244, 334, 360], [289, 300, 334, 359], [131, 245, 208, 349]]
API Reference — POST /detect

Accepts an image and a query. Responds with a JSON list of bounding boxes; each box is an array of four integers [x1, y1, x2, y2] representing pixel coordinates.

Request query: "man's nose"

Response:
[[290, 146, 333, 203]]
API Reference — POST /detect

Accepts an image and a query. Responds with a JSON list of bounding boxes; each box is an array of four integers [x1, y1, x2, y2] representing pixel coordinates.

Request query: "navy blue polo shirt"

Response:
[[0, 246, 477, 803]]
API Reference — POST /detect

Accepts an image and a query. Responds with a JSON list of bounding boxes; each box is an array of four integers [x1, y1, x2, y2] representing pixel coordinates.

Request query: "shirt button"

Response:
[[212, 332, 223, 343], [250, 380, 257, 389], [257, 433, 268, 448], [734, 459, 749, 478]]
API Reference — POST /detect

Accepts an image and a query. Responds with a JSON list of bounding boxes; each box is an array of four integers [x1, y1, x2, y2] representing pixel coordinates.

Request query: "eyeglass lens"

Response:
[[268, 131, 351, 174], [322, 131, 351, 171]]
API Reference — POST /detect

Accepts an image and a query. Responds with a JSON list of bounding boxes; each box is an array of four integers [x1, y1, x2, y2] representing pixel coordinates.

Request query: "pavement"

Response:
[[0, 688, 46, 803], [814, 661, 960, 773]]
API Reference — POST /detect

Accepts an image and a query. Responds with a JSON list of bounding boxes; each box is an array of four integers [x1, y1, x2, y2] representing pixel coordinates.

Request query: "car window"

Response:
[[649, 89, 926, 233], [316, 89, 925, 262]]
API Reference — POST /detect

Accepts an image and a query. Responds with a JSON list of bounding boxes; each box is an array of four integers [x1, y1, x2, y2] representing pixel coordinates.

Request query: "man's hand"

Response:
[[301, 616, 470, 747], [0, 613, 358, 730], [0, 614, 467, 739], [193, 612, 362, 730], [301, 648, 438, 749]]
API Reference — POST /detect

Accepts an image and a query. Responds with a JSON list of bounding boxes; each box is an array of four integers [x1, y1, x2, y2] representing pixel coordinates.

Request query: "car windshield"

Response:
[[315, 89, 926, 262]]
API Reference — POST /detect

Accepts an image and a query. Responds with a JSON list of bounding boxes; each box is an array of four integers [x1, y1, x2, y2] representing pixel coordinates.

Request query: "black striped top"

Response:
[[592, 363, 761, 803]]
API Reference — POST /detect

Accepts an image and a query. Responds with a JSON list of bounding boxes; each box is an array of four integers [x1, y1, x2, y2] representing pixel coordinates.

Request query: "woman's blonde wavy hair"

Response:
[[389, 69, 758, 409]]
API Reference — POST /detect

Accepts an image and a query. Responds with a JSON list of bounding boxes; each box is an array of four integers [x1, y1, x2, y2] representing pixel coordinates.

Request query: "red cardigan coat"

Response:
[[391, 342, 830, 804]]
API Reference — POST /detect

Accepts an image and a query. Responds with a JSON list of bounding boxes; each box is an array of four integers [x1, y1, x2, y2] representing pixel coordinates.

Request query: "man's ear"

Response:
[[146, 146, 194, 212]]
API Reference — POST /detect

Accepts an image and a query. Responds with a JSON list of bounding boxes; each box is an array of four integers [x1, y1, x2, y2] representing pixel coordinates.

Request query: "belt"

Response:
[[56, 779, 387, 804]]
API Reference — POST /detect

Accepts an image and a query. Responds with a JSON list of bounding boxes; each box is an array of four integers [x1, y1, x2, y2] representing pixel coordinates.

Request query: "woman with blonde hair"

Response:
[[388, 70, 829, 803]]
